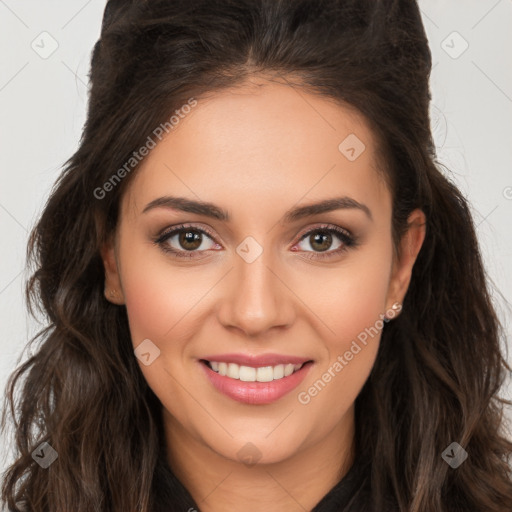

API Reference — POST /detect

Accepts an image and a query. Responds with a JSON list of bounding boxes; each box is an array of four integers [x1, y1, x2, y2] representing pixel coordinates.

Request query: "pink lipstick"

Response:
[[198, 353, 314, 405]]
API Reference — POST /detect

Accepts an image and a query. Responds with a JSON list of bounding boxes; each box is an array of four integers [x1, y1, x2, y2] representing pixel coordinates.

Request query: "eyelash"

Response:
[[153, 223, 357, 261]]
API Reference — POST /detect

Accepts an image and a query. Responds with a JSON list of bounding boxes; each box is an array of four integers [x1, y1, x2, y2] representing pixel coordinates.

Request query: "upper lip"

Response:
[[200, 353, 313, 368]]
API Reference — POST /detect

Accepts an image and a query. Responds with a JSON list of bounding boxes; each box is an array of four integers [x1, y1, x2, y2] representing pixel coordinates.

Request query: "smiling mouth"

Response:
[[200, 360, 311, 382]]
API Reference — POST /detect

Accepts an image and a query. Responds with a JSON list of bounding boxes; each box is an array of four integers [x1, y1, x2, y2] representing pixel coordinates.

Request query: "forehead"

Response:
[[122, 78, 390, 221]]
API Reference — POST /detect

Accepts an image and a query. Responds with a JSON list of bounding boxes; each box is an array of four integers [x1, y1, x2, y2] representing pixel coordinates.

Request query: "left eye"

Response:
[[295, 229, 346, 253]]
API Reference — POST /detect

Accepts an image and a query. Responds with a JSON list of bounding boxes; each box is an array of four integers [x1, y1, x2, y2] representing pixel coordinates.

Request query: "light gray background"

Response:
[[1, 0, 511, 480]]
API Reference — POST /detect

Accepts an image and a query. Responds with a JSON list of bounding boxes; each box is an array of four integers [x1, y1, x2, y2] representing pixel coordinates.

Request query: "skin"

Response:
[[102, 76, 426, 512]]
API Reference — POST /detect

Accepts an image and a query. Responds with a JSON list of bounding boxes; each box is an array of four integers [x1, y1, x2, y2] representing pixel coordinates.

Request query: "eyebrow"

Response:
[[142, 195, 373, 222]]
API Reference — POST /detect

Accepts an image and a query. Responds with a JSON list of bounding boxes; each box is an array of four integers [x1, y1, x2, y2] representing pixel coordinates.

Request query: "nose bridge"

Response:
[[217, 246, 294, 336]]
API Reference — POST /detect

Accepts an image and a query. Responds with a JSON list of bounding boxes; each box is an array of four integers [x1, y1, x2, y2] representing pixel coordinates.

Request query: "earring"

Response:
[[109, 289, 116, 298], [384, 301, 402, 322]]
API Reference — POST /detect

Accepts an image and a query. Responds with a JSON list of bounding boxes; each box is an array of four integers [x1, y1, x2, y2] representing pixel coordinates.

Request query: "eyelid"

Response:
[[156, 222, 352, 245], [156, 223, 218, 243], [154, 222, 356, 259], [293, 222, 353, 244]]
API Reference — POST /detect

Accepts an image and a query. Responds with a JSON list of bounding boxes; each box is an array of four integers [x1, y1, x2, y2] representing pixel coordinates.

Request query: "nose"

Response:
[[216, 252, 296, 338]]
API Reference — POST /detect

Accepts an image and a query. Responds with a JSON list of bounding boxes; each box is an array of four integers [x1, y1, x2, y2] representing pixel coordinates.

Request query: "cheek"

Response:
[[121, 228, 393, 347], [120, 246, 209, 348], [296, 240, 392, 410], [307, 238, 393, 349], [119, 249, 211, 413]]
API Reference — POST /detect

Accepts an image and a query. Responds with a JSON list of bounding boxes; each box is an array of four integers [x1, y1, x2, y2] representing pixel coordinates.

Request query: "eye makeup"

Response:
[[152, 222, 359, 261]]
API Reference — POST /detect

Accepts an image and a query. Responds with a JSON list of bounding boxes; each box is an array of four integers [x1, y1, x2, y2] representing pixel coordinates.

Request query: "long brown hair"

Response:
[[2, 0, 512, 510]]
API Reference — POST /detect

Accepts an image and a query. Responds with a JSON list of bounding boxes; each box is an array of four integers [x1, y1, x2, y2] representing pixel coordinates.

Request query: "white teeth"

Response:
[[227, 363, 239, 379], [256, 366, 274, 382], [218, 362, 228, 376], [207, 361, 306, 382], [273, 364, 284, 379], [284, 363, 295, 377], [239, 366, 256, 381]]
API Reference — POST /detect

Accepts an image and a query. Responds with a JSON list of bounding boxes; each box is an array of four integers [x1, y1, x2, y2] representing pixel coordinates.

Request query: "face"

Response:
[[102, 77, 425, 468]]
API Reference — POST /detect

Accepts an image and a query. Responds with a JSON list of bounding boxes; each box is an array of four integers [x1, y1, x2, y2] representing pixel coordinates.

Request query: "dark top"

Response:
[[311, 453, 372, 511], [152, 447, 374, 512]]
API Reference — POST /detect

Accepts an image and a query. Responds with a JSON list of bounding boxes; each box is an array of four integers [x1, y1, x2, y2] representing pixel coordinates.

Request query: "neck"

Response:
[[163, 406, 356, 512]]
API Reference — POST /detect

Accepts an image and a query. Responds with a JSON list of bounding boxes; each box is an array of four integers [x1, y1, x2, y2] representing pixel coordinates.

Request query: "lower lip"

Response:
[[199, 360, 313, 405]]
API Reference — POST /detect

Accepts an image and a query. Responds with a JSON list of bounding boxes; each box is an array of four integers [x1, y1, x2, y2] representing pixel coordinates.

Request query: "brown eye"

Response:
[[296, 228, 348, 254], [292, 225, 357, 261], [178, 230, 203, 251], [308, 231, 333, 252], [155, 224, 220, 258]]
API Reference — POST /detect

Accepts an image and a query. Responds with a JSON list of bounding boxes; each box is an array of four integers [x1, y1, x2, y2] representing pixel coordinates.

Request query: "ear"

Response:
[[385, 208, 426, 314], [100, 235, 125, 305]]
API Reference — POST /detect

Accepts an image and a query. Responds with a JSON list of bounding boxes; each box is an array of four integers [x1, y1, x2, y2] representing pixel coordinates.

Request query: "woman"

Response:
[[2, 0, 512, 510]]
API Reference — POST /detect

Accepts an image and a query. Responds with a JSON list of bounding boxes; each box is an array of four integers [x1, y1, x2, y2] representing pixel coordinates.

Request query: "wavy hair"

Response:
[[2, 0, 512, 510]]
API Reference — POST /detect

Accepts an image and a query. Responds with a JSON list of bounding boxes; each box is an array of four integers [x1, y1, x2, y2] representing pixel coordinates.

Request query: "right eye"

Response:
[[154, 224, 222, 258]]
